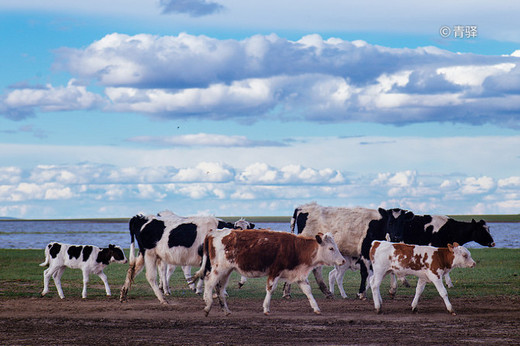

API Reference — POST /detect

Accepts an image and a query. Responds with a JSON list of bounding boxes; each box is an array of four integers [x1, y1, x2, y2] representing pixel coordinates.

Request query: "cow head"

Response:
[[108, 244, 128, 264], [315, 232, 346, 267], [379, 208, 414, 242], [448, 243, 476, 269], [234, 218, 255, 230], [471, 219, 495, 247]]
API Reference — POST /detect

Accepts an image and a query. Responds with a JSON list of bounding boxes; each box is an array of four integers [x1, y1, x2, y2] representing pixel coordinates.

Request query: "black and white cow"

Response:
[[389, 214, 494, 294], [234, 218, 255, 230], [119, 213, 233, 304], [40, 242, 127, 299], [286, 202, 414, 299]]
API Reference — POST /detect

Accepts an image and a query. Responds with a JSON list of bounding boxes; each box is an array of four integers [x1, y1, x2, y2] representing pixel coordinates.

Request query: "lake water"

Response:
[[0, 221, 518, 250]]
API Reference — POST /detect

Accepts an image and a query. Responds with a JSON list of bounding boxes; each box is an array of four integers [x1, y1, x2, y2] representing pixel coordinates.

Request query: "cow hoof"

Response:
[[412, 308, 418, 314], [376, 309, 382, 315], [388, 292, 396, 299], [314, 310, 322, 315], [326, 294, 334, 300], [238, 283, 244, 289], [160, 300, 169, 305], [282, 294, 292, 300], [356, 293, 366, 301], [450, 311, 457, 316], [264, 311, 270, 316], [204, 308, 210, 317], [225, 311, 232, 316]]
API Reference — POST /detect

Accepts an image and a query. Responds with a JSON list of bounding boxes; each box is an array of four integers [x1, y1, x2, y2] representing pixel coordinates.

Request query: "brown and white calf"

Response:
[[369, 241, 475, 315], [192, 229, 345, 316], [40, 242, 127, 299]]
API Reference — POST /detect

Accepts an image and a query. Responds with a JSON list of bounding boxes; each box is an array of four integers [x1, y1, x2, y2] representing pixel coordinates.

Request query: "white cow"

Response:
[[369, 241, 476, 315], [40, 242, 127, 299], [328, 256, 361, 298]]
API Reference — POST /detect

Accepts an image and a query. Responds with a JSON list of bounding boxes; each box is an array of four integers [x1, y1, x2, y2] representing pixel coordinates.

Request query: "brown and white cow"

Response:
[[192, 229, 345, 316], [369, 241, 476, 315]]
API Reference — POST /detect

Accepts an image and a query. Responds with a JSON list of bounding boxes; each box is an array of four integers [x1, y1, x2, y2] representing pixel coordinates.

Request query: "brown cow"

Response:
[[369, 241, 476, 315], [191, 228, 345, 316]]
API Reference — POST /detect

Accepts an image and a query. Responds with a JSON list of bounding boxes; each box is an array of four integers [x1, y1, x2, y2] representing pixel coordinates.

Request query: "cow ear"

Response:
[[315, 233, 323, 244], [378, 208, 387, 218], [447, 243, 454, 252], [453, 242, 459, 247], [471, 219, 476, 224], [405, 211, 414, 220]]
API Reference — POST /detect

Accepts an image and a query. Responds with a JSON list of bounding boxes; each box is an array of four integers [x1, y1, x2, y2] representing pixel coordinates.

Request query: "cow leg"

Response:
[[431, 277, 455, 315], [263, 276, 280, 315], [203, 269, 222, 316], [158, 262, 173, 295], [144, 253, 167, 304], [52, 267, 66, 299], [41, 266, 55, 297], [357, 259, 370, 300], [238, 276, 247, 289], [120, 253, 145, 302], [389, 273, 398, 298], [81, 269, 90, 299], [328, 267, 337, 296], [335, 263, 349, 299], [411, 278, 427, 313], [297, 279, 321, 314], [177, 265, 193, 291], [98, 270, 111, 297], [444, 273, 454, 288], [217, 271, 233, 316], [282, 282, 292, 299], [312, 266, 333, 299], [369, 272, 384, 314]]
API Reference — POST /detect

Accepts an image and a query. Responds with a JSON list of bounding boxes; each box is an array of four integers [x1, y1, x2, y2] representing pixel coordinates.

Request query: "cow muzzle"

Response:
[[489, 242, 495, 248]]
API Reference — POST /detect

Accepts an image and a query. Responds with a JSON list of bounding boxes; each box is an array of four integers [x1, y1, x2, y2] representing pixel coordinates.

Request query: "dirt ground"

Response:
[[1, 294, 519, 345]]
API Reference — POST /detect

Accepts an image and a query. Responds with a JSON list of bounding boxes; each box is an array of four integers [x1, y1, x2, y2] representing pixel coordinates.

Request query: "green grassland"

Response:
[[1, 248, 519, 301]]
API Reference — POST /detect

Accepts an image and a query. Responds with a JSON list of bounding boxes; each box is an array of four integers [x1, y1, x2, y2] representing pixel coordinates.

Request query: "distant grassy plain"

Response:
[[1, 247, 518, 301]]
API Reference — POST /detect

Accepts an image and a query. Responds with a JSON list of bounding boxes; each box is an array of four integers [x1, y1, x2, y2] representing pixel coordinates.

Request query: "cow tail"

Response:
[[290, 208, 298, 234], [190, 236, 212, 284], [39, 244, 50, 267], [128, 216, 140, 266]]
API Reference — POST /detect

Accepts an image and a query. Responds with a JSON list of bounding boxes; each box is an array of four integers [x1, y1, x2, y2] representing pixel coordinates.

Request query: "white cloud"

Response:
[[1, 80, 104, 120], [3, 33, 520, 127]]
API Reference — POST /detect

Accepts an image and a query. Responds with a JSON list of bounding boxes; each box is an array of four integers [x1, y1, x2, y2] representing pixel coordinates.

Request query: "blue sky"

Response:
[[1, 0, 520, 218]]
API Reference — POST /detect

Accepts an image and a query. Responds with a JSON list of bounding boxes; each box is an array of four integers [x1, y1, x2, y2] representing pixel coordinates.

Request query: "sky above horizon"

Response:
[[1, 0, 520, 219]]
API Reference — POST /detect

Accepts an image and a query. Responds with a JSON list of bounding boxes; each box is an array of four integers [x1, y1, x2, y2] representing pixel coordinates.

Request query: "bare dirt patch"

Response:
[[1, 295, 519, 345]]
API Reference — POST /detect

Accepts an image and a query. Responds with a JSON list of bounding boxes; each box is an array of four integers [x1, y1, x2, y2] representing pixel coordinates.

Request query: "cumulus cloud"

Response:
[[2, 161, 520, 217], [158, 0, 224, 17], [0, 80, 104, 120], [3, 33, 520, 126]]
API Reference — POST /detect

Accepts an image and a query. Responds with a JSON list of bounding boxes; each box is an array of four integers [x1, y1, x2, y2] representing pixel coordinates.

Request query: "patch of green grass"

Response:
[[1, 248, 519, 301]]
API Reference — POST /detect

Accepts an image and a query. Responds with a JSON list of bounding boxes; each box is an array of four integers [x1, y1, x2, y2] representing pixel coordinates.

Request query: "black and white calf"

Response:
[[120, 213, 233, 304], [40, 242, 127, 299]]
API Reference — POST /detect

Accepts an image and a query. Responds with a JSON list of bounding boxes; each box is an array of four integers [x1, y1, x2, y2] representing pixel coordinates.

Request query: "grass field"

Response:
[[1, 248, 519, 301]]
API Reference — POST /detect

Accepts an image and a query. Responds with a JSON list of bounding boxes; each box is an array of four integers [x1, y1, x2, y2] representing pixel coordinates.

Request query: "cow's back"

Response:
[[299, 204, 381, 256]]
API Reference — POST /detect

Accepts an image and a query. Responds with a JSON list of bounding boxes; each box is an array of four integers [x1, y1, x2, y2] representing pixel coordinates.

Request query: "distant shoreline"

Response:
[[1, 214, 519, 223]]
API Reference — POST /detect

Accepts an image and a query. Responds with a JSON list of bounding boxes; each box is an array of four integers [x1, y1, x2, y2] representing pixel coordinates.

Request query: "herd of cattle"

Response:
[[40, 202, 495, 316]]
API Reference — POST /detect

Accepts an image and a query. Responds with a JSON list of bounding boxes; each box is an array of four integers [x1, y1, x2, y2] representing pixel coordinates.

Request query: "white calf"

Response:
[[328, 256, 360, 298]]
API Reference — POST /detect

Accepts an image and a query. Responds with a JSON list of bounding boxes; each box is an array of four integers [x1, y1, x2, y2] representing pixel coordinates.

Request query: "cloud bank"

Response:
[[2, 33, 520, 127], [1, 162, 519, 218]]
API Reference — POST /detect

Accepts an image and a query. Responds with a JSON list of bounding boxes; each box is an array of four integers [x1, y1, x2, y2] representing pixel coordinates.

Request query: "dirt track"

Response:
[[1, 295, 519, 345]]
